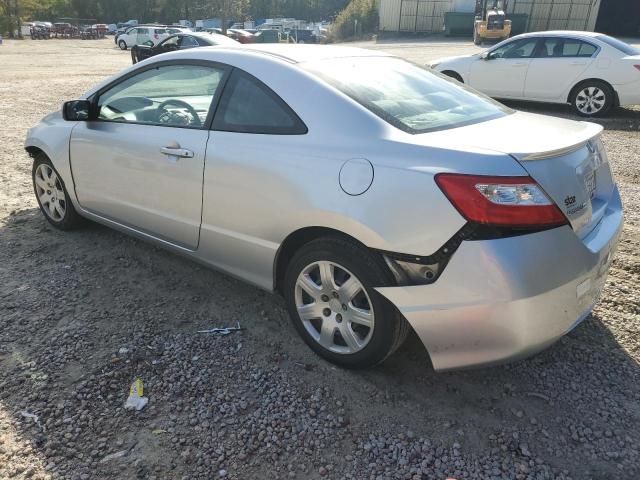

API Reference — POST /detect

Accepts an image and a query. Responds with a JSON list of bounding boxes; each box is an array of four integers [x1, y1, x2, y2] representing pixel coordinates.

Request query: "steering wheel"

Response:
[[156, 99, 201, 127]]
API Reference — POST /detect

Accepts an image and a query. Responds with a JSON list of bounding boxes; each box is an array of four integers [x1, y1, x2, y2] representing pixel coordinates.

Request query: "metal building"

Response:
[[378, 0, 603, 34]]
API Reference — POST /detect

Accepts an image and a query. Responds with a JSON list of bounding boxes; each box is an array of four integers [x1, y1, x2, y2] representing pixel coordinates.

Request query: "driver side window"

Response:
[[490, 38, 539, 59], [96, 64, 227, 129]]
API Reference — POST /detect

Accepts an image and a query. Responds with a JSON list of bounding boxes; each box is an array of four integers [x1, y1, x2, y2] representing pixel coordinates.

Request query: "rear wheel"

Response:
[[283, 237, 409, 368], [118, 39, 127, 50], [32, 153, 83, 230], [570, 80, 614, 117]]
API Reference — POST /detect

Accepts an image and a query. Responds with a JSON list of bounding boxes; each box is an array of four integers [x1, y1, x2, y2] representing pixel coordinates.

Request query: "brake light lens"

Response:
[[435, 174, 567, 228]]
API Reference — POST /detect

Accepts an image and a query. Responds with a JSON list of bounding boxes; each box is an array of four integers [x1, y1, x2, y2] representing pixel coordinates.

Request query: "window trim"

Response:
[[90, 59, 232, 131], [211, 68, 308, 135], [532, 36, 600, 59]]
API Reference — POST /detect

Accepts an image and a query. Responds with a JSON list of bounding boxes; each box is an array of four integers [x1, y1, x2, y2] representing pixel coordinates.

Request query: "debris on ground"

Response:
[[100, 442, 137, 463], [197, 321, 243, 335], [20, 411, 44, 431], [124, 378, 148, 411]]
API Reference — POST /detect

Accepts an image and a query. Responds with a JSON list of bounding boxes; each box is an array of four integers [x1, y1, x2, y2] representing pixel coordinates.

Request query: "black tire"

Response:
[[283, 236, 409, 368], [32, 153, 83, 230], [442, 70, 463, 83], [569, 80, 614, 117], [118, 39, 127, 50]]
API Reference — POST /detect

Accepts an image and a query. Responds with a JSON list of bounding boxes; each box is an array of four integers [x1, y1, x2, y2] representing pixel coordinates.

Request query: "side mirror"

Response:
[[481, 52, 491, 60], [62, 100, 92, 121]]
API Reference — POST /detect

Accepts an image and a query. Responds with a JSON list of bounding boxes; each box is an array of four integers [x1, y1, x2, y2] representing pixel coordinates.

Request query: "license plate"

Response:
[[585, 170, 597, 199]]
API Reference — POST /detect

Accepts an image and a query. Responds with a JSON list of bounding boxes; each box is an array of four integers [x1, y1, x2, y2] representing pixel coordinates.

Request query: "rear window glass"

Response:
[[303, 57, 511, 134], [561, 39, 598, 57], [155, 29, 166, 34], [596, 35, 640, 56], [213, 71, 307, 135]]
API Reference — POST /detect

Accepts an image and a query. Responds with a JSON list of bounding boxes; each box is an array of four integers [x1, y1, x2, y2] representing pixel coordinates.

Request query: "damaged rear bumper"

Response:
[[376, 188, 623, 371]]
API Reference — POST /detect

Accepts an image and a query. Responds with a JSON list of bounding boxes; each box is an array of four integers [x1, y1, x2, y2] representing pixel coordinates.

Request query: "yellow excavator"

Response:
[[473, 0, 511, 45]]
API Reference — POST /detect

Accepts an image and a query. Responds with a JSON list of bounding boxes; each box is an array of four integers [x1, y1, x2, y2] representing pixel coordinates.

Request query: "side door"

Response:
[[152, 28, 168, 45], [469, 37, 540, 98], [524, 37, 598, 101], [70, 62, 229, 249]]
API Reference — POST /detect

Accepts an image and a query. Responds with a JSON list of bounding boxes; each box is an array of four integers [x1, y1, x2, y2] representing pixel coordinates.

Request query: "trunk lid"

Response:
[[421, 111, 616, 239]]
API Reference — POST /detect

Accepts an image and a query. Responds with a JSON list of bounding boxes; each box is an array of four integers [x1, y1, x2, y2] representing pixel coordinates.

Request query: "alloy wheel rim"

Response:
[[576, 87, 606, 114], [295, 261, 374, 354], [34, 164, 66, 222]]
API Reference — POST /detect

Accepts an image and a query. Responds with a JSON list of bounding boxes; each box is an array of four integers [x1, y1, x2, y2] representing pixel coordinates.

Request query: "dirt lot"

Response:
[[1, 37, 640, 480]]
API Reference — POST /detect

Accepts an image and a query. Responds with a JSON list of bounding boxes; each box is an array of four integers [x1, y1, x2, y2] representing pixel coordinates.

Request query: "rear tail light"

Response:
[[435, 174, 567, 228]]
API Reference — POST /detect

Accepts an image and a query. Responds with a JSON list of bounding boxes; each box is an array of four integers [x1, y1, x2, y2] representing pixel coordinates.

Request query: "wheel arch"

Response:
[[567, 78, 619, 107], [441, 70, 464, 83], [273, 226, 379, 294], [25, 145, 46, 158]]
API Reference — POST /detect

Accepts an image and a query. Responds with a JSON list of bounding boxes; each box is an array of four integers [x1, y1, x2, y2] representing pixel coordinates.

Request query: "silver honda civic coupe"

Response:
[[25, 45, 622, 371]]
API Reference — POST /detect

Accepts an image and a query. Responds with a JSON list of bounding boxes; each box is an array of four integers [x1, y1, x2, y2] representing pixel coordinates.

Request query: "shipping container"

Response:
[[379, 0, 602, 34]]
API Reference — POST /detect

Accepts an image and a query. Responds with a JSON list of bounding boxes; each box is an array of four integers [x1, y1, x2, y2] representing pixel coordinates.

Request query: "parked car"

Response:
[[253, 29, 280, 43], [226, 28, 256, 44], [287, 29, 317, 44], [25, 45, 622, 371], [117, 26, 170, 50], [114, 25, 137, 44], [131, 32, 239, 63], [429, 31, 640, 117]]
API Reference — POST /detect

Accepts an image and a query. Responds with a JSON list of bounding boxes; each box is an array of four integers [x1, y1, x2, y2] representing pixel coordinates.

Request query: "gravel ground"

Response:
[[1, 37, 639, 480]]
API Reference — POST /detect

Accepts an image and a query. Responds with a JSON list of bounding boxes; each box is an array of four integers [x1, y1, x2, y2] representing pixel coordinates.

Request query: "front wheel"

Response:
[[570, 81, 614, 117], [32, 153, 83, 230], [283, 237, 409, 368], [473, 28, 481, 45], [118, 39, 127, 50]]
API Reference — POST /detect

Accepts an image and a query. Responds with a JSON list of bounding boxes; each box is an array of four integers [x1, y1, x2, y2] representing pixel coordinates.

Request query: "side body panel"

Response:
[[469, 57, 532, 98], [70, 122, 209, 249], [524, 56, 593, 101]]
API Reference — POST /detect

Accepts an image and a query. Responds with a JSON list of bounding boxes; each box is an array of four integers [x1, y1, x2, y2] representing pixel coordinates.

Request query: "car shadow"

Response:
[[1, 195, 638, 477]]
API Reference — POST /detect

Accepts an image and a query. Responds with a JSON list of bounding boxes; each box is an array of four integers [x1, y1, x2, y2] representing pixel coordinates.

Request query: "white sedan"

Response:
[[429, 31, 640, 116]]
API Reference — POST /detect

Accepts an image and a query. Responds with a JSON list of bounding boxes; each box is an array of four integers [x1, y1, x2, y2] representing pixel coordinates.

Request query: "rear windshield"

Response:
[[596, 35, 640, 56], [303, 57, 511, 134]]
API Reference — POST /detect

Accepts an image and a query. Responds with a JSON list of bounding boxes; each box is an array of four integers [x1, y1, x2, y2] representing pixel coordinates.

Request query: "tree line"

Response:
[[1, 0, 351, 36]]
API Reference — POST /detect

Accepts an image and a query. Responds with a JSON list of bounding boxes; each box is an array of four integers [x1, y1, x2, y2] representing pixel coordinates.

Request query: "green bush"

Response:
[[329, 0, 377, 42]]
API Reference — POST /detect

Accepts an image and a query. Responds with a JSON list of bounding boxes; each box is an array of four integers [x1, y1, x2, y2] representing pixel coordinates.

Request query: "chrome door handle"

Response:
[[160, 146, 194, 158]]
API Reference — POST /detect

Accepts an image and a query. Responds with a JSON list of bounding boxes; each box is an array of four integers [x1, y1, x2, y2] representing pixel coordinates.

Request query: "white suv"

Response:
[[117, 26, 171, 50]]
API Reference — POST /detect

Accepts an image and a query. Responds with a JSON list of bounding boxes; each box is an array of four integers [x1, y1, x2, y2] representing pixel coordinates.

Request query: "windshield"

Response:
[[596, 35, 640, 56], [303, 56, 511, 134]]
